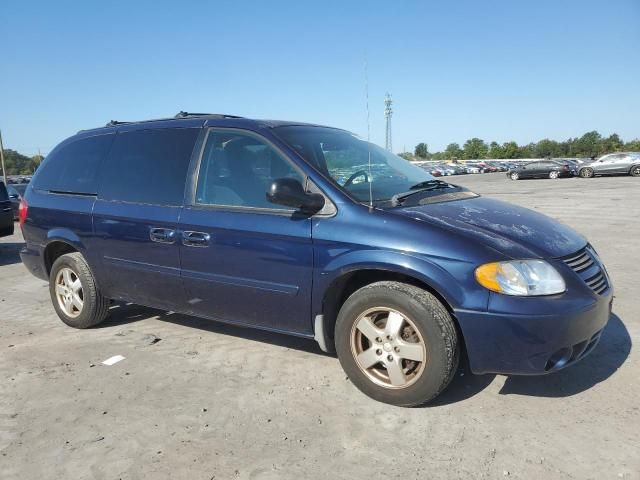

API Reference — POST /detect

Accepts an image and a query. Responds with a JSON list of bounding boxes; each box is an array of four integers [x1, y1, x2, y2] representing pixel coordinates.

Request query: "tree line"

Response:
[[402, 131, 640, 161], [1, 149, 44, 176]]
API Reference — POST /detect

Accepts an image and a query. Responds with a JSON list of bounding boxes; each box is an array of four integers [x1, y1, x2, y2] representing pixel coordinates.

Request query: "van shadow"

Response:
[[98, 304, 631, 405], [0, 241, 24, 266], [498, 313, 630, 397], [99, 303, 327, 356]]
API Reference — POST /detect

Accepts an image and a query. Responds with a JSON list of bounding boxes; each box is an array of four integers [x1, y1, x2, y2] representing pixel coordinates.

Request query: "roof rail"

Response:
[[174, 111, 244, 119], [105, 120, 130, 127]]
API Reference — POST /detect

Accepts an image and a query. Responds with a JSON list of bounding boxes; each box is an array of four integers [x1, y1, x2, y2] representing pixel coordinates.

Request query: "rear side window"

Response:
[[0, 182, 8, 201], [32, 134, 114, 194], [98, 128, 199, 205]]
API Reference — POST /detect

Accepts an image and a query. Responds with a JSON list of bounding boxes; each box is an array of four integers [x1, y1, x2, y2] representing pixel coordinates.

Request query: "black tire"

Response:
[[49, 252, 110, 328], [335, 281, 459, 407], [579, 167, 594, 178], [630, 165, 640, 177]]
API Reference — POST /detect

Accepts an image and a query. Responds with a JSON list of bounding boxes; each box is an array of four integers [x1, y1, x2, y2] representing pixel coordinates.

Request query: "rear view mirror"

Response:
[[267, 178, 325, 214]]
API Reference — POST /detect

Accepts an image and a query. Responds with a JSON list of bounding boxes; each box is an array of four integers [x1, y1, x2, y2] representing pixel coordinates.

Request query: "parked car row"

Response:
[[507, 153, 640, 180], [418, 161, 519, 176]]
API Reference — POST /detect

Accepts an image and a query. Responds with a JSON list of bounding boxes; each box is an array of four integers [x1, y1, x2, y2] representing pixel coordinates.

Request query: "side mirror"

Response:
[[267, 178, 325, 214]]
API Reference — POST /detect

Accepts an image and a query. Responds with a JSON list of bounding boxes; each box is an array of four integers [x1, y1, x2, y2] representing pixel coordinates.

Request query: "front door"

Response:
[[179, 128, 314, 335]]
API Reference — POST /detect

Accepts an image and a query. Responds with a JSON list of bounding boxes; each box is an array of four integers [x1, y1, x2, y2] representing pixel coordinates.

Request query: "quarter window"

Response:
[[32, 134, 114, 194], [98, 128, 199, 205], [195, 130, 303, 210]]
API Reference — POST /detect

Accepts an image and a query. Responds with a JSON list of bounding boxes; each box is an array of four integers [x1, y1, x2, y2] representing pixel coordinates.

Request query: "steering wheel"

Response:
[[343, 170, 370, 187]]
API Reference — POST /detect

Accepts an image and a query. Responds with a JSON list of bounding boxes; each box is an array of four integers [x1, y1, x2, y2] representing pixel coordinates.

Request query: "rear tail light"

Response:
[[18, 198, 28, 227]]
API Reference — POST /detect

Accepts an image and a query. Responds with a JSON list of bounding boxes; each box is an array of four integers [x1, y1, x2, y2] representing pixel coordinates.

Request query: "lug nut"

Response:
[[376, 349, 382, 355], [375, 337, 382, 343], [394, 346, 400, 353], [387, 355, 393, 362], [386, 335, 392, 340]]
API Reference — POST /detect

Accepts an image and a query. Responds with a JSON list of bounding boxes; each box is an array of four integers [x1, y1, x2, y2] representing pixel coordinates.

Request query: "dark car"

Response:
[[508, 160, 572, 180], [7, 184, 23, 219], [0, 181, 15, 237], [19, 113, 613, 406], [577, 152, 640, 178]]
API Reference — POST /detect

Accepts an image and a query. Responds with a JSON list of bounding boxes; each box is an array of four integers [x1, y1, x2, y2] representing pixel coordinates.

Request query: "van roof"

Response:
[[78, 111, 342, 135]]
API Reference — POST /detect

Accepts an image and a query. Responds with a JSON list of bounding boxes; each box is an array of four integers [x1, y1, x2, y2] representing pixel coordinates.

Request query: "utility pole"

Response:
[[384, 93, 393, 152], [0, 129, 6, 186]]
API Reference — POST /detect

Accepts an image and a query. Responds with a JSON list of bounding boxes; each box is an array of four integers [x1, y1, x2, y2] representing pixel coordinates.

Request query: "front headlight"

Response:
[[475, 260, 566, 296]]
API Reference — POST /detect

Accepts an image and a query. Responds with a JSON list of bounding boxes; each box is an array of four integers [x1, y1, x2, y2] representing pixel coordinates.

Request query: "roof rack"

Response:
[[105, 120, 131, 127], [174, 111, 244, 119]]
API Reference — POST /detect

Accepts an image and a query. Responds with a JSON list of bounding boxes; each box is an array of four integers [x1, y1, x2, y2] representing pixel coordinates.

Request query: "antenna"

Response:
[[365, 57, 373, 209]]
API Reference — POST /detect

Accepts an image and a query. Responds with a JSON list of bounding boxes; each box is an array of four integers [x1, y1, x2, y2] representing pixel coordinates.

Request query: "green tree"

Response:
[[624, 138, 640, 151], [444, 142, 463, 160], [488, 141, 504, 159], [462, 138, 488, 159], [601, 134, 623, 153], [414, 142, 429, 159], [574, 131, 602, 157], [398, 152, 414, 161], [536, 139, 560, 158]]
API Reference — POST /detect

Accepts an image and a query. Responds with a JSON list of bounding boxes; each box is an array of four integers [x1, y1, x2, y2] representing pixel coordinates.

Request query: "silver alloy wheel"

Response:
[[549, 170, 559, 179], [580, 168, 594, 178], [350, 307, 427, 389], [55, 267, 84, 318], [510, 172, 519, 180], [631, 166, 640, 177]]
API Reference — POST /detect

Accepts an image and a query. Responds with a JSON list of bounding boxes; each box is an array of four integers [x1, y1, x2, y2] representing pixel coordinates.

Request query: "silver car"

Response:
[[578, 152, 640, 178]]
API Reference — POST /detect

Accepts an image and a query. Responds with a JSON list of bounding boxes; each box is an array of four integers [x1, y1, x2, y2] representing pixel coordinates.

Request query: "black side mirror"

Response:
[[267, 178, 325, 214]]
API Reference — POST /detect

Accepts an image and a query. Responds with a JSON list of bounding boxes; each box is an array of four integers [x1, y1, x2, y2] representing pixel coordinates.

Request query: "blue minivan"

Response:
[[19, 113, 613, 406]]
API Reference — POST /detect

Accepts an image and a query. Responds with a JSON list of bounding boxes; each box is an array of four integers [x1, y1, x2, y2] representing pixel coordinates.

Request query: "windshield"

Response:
[[273, 126, 436, 203]]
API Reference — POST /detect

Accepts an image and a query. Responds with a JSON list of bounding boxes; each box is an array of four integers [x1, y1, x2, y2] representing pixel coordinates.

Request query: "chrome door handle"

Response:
[[182, 231, 210, 247], [150, 227, 176, 244]]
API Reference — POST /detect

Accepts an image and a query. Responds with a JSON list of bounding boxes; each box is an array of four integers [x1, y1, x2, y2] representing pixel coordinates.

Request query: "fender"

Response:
[[312, 247, 488, 318], [43, 228, 86, 253]]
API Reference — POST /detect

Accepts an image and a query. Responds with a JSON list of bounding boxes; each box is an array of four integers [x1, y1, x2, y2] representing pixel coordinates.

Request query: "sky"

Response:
[[1, 0, 639, 156]]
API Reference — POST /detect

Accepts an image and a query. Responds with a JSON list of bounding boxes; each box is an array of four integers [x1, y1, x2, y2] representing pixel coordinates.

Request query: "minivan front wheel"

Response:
[[49, 252, 110, 328], [335, 281, 459, 406]]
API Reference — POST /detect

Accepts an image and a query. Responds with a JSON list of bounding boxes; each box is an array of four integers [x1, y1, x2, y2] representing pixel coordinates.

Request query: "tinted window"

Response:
[[196, 130, 303, 209], [32, 134, 114, 194], [99, 128, 199, 205], [0, 182, 8, 201]]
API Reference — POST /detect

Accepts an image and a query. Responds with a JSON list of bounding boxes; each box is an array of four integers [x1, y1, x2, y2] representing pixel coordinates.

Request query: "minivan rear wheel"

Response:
[[335, 281, 459, 407], [49, 252, 110, 328]]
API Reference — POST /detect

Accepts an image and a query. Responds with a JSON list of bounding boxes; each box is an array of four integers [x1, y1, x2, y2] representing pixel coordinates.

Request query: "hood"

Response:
[[394, 196, 586, 258]]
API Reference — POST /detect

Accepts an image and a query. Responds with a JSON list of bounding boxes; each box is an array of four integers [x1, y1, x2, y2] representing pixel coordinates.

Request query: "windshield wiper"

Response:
[[390, 180, 451, 206]]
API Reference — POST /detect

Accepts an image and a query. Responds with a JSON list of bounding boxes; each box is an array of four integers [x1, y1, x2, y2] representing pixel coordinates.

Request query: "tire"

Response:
[[335, 281, 459, 407], [579, 168, 594, 178], [510, 172, 519, 180], [630, 165, 640, 177], [49, 252, 110, 328], [549, 170, 559, 179]]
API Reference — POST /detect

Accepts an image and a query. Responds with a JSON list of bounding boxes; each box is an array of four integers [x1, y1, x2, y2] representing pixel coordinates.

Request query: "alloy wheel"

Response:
[[510, 172, 519, 180], [549, 171, 559, 179], [580, 168, 594, 178], [55, 267, 84, 318], [350, 307, 428, 389], [631, 166, 640, 177]]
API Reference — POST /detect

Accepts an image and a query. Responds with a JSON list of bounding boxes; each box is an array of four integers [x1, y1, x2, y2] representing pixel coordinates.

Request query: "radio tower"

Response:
[[384, 93, 393, 151]]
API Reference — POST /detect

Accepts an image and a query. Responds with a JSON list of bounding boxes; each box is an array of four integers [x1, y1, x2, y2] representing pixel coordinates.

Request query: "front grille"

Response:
[[560, 246, 609, 295]]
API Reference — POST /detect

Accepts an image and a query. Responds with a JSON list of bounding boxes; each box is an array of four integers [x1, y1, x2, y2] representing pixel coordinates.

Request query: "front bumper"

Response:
[[455, 292, 613, 375]]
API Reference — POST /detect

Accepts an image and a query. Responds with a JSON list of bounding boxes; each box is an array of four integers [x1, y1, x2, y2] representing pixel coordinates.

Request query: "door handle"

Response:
[[150, 227, 176, 244], [182, 231, 211, 247]]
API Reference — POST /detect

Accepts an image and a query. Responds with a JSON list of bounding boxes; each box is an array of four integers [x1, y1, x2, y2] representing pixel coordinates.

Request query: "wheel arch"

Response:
[[316, 265, 465, 353], [43, 229, 86, 276]]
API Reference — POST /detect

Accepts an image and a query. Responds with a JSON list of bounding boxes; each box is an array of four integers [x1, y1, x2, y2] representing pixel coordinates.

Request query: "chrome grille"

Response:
[[561, 247, 609, 295]]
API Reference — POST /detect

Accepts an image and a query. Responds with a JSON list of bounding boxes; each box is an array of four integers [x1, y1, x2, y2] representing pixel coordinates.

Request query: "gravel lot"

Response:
[[1, 173, 638, 480]]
